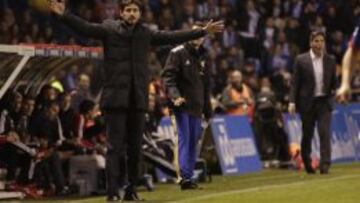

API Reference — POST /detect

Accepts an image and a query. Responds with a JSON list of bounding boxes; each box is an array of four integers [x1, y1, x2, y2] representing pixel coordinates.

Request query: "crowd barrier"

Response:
[[284, 103, 360, 163], [156, 104, 360, 175]]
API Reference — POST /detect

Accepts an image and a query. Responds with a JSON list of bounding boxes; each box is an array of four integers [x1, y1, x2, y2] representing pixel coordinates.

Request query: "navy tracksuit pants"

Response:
[[174, 112, 202, 180]]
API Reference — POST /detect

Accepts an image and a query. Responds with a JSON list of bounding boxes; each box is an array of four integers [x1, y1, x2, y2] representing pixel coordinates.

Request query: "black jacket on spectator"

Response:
[[59, 107, 75, 139], [59, 13, 206, 111], [162, 43, 212, 118]]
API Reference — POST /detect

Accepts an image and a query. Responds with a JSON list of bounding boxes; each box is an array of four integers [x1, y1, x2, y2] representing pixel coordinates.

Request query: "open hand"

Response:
[[173, 97, 186, 107], [6, 131, 19, 143], [203, 20, 225, 34], [48, 0, 66, 15], [336, 86, 351, 103]]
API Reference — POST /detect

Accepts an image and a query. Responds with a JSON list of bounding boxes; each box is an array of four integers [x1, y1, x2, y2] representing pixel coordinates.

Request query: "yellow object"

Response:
[[29, 0, 50, 13], [50, 80, 64, 93]]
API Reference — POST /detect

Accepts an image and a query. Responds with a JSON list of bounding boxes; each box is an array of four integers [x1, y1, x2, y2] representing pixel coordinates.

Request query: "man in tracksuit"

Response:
[[162, 24, 213, 190], [48, 0, 223, 201]]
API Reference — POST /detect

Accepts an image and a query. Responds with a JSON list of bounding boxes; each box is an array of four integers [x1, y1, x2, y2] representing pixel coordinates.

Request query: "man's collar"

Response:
[[310, 49, 323, 59], [185, 43, 206, 56], [120, 20, 139, 30]]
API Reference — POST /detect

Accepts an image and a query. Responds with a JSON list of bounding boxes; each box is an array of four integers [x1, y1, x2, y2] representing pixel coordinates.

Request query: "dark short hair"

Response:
[[119, 0, 143, 12], [79, 100, 95, 114], [310, 30, 326, 41], [58, 92, 71, 101]]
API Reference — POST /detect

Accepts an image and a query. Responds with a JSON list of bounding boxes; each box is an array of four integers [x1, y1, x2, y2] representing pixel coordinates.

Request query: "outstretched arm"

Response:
[[151, 20, 224, 46], [49, 0, 107, 39], [336, 47, 353, 101]]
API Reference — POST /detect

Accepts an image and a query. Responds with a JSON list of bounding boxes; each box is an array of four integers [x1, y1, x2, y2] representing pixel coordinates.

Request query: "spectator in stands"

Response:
[[145, 92, 160, 133], [242, 60, 259, 91], [328, 31, 346, 64], [271, 68, 292, 111], [33, 85, 58, 116], [253, 81, 290, 165], [28, 101, 69, 195], [213, 58, 230, 95], [143, 10, 159, 31], [285, 17, 301, 46], [71, 73, 93, 112], [149, 74, 170, 118], [33, 147, 69, 196], [221, 70, 254, 116], [61, 65, 79, 92], [222, 25, 237, 48], [0, 91, 33, 186], [227, 46, 244, 70], [0, 8, 16, 44], [0, 131, 18, 145], [16, 95, 35, 143], [260, 17, 277, 51], [0, 131, 29, 184], [238, 0, 260, 58], [0, 91, 23, 134], [32, 101, 65, 148], [73, 100, 101, 144], [59, 93, 75, 140], [95, 0, 119, 20]]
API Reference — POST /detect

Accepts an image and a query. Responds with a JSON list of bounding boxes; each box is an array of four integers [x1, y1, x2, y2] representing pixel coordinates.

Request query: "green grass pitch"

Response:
[[21, 162, 360, 203]]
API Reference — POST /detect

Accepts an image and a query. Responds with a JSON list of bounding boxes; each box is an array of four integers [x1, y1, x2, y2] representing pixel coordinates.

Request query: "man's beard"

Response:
[[125, 16, 137, 25], [233, 83, 243, 92]]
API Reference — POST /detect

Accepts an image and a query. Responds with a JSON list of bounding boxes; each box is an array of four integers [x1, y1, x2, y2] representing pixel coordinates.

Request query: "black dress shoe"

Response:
[[107, 195, 121, 202], [123, 189, 144, 201], [180, 180, 199, 190], [305, 168, 316, 174], [320, 168, 329, 174], [56, 186, 71, 196]]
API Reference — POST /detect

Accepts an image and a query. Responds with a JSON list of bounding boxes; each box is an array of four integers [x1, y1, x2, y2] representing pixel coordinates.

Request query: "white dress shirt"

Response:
[[310, 50, 325, 97]]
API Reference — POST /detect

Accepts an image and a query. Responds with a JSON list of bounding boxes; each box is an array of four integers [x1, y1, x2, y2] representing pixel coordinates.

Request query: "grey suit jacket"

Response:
[[289, 52, 337, 114]]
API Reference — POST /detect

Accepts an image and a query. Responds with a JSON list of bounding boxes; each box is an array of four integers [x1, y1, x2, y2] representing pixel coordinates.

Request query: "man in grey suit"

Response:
[[289, 30, 337, 175]]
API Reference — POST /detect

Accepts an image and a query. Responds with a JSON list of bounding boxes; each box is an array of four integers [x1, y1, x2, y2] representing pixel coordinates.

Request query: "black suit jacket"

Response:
[[60, 12, 206, 111], [289, 52, 337, 114]]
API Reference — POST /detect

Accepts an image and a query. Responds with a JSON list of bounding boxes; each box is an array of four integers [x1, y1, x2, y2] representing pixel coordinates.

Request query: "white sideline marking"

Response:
[[57, 169, 360, 203], [66, 173, 299, 203], [170, 174, 360, 203]]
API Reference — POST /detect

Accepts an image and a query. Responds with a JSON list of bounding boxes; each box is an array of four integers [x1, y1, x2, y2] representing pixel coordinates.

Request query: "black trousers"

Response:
[[34, 151, 66, 192], [300, 97, 332, 171], [0, 144, 31, 183], [104, 108, 145, 196]]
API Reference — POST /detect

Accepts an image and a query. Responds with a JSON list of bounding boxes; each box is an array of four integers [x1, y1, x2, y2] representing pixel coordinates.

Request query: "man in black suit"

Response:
[[48, 0, 223, 201], [289, 30, 337, 175]]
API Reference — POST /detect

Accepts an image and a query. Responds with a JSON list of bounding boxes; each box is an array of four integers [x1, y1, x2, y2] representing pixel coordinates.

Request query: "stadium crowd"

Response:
[[0, 0, 360, 198]]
